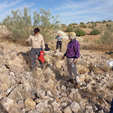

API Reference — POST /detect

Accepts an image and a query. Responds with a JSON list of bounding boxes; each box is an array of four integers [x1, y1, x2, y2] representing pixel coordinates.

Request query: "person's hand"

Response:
[[74, 59, 77, 64], [62, 56, 65, 60], [25, 41, 28, 44]]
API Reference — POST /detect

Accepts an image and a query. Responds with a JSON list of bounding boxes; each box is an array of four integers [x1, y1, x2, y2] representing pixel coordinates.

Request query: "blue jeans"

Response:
[[30, 48, 43, 71]]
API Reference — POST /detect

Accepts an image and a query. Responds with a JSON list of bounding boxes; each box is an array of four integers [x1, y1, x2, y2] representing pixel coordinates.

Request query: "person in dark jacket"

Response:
[[56, 33, 63, 52], [62, 32, 81, 87]]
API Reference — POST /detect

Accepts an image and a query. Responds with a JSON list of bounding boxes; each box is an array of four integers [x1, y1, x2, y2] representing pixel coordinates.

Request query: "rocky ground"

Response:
[[0, 40, 113, 113]]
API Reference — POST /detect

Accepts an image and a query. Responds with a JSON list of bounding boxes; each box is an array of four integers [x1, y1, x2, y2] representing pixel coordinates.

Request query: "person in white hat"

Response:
[[55, 33, 63, 52], [62, 32, 81, 88]]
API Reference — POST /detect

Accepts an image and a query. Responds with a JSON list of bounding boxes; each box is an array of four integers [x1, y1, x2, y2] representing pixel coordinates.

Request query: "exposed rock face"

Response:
[[0, 41, 112, 113]]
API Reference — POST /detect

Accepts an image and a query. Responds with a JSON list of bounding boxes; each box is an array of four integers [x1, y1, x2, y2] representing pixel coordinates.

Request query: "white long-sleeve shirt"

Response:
[[26, 34, 45, 49]]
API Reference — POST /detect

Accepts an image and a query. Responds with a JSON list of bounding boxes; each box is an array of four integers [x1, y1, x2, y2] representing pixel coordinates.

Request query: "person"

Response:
[[56, 33, 63, 52], [62, 32, 81, 88], [26, 27, 45, 71]]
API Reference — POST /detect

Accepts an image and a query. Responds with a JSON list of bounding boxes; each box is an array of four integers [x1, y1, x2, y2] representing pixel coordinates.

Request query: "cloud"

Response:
[[0, 0, 34, 22], [52, 0, 113, 24]]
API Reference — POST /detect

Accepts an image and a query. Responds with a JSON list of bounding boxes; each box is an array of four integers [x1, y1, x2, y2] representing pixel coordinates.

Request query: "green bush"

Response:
[[100, 24, 113, 50], [108, 20, 112, 22], [88, 23, 97, 29], [90, 29, 100, 35], [3, 7, 59, 43], [106, 24, 112, 28], [75, 28, 86, 36], [102, 20, 107, 23], [65, 27, 73, 32], [71, 23, 78, 25], [80, 22, 85, 25], [80, 24, 87, 28]]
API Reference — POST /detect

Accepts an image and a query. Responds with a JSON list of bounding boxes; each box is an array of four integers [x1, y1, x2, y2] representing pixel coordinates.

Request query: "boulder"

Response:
[[70, 101, 80, 113], [64, 106, 72, 113], [1, 97, 14, 111], [0, 74, 10, 91], [25, 98, 36, 110], [36, 101, 48, 112]]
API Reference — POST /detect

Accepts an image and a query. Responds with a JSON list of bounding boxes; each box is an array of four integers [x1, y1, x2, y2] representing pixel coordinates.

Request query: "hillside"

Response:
[[0, 36, 113, 113]]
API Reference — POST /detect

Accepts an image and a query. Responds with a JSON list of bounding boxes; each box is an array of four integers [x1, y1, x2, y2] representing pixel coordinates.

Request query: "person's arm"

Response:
[[25, 35, 32, 43], [73, 41, 80, 63]]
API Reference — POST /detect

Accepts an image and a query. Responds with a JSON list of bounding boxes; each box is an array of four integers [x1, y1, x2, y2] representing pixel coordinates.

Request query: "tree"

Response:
[[3, 8, 32, 42], [3, 7, 60, 43], [33, 8, 60, 41]]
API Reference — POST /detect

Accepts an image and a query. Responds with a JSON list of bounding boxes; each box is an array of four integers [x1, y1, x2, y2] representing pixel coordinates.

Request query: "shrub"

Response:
[[88, 23, 97, 29], [0, 22, 3, 25], [100, 24, 113, 50], [108, 20, 112, 22], [106, 24, 112, 28], [90, 29, 100, 35], [102, 20, 107, 23], [71, 23, 78, 25], [80, 22, 85, 25], [3, 7, 59, 43], [60, 24, 67, 31], [75, 28, 86, 36], [65, 27, 73, 32], [80, 24, 87, 28]]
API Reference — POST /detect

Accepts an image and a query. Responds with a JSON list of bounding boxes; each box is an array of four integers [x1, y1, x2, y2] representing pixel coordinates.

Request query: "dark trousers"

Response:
[[56, 41, 62, 52], [30, 48, 43, 71]]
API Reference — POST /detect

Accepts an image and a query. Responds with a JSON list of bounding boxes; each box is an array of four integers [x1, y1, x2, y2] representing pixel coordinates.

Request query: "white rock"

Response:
[[64, 106, 72, 113], [25, 98, 36, 110], [70, 101, 80, 113], [36, 101, 48, 112], [51, 101, 60, 111], [47, 90, 53, 97], [2, 97, 14, 111]]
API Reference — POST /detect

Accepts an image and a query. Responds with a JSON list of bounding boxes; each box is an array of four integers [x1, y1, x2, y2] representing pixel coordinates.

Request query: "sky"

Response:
[[0, 0, 113, 25]]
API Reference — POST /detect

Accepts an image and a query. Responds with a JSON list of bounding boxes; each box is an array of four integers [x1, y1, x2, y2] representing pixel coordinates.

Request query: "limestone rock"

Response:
[[64, 106, 72, 113], [1, 97, 14, 111], [36, 101, 48, 112], [25, 98, 36, 110], [70, 101, 80, 113], [0, 74, 10, 91], [54, 60, 64, 69]]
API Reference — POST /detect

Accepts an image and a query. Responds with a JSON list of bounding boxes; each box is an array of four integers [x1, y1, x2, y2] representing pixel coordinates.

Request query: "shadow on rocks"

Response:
[[0, 103, 8, 113], [17, 50, 31, 71], [79, 88, 110, 113]]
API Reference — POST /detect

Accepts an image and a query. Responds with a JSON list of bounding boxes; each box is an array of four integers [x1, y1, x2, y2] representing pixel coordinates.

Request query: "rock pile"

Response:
[[0, 41, 113, 113]]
